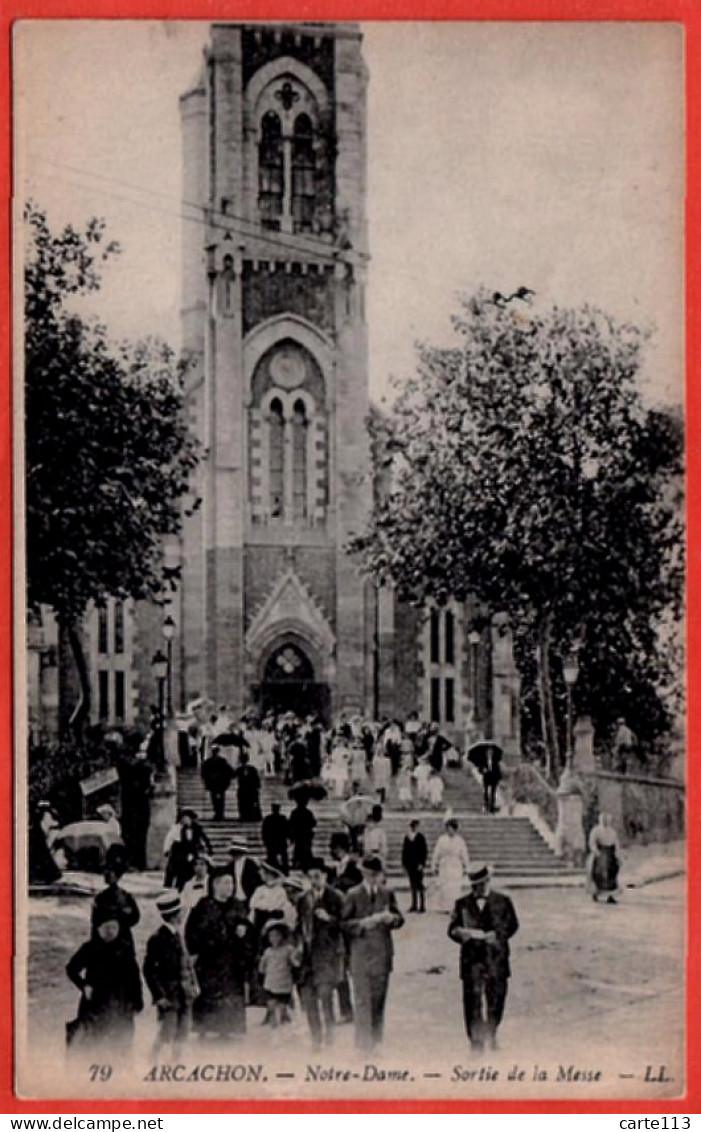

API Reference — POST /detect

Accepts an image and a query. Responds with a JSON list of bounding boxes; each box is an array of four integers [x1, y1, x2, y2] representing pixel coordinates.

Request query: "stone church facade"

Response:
[[25, 22, 521, 756], [171, 21, 521, 751], [177, 22, 373, 724]]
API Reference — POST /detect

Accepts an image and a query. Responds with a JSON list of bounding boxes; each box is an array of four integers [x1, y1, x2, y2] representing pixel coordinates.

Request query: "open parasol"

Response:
[[54, 821, 124, 871], [338, 793, 376, 825]]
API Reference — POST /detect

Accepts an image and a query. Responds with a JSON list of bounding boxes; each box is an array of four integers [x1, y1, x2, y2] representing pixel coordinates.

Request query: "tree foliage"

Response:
[[351, 290, 684, 773], [24, 203, 201, 733]]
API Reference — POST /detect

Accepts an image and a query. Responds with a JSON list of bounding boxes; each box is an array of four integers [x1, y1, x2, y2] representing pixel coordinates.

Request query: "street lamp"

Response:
[[370, 579, 381, 721], [162, 615, 176, 717], [151, 649, 168, 772], [562, 650, 580, 777]]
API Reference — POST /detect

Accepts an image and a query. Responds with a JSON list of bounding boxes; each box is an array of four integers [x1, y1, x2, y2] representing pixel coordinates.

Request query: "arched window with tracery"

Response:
[[248, 340, 327, 528], [292, 113, 316, 232], [259, 111, 283, 230], [248, 68, 331, 235]]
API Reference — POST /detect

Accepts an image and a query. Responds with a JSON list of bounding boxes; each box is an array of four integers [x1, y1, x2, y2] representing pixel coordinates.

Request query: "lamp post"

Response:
[[555, 647, 585, 865], [151, 649, 168, 772], [162, 615, 176, 717], [562, 650, 580, 781], [469, 628, 481, 728], [372, 579, 381, 722]]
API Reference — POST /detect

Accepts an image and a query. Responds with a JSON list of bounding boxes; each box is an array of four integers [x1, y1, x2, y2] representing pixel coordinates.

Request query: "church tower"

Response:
[[178, 23, 371, 722]]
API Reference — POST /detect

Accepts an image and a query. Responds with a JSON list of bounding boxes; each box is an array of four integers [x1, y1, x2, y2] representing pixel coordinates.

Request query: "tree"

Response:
[[350, 290, 684, 778], [24, 203, 201, 739]]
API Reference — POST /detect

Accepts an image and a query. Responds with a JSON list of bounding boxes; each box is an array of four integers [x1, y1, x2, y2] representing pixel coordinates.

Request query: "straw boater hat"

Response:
[[466, 862, 491, 887], [262, 917, 290, 938], [282, 871, 307, 893], [259, 860, 285, 881], [156, 891, 182, 918], [228, 836, 250, 855]]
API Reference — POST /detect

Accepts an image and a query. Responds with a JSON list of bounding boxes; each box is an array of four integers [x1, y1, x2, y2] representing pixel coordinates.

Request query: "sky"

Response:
[[14, 19, 685, 406]]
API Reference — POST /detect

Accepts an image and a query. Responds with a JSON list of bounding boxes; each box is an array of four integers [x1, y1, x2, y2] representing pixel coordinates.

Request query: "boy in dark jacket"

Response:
[[143, 891, 198, 1058], [401, 819, 428, 913]]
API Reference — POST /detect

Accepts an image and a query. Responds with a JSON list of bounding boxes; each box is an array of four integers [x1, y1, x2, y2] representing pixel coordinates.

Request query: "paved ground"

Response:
[[19, 873, 685, 1102]]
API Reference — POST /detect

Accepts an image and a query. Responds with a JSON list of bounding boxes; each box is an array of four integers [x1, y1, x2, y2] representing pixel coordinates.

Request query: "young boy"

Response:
[[258, 920, 296, 1028], [143, 891, 199, 1058]]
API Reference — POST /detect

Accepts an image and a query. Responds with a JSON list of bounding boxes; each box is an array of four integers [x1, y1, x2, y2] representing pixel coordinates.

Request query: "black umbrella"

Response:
[[213, 732, 246, 747], [467, 741, 503, 773], [288, 778, 328, 803]]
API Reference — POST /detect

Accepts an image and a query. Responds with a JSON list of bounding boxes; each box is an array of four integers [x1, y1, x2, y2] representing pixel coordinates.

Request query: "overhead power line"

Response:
[[21, 154, 345, 264]]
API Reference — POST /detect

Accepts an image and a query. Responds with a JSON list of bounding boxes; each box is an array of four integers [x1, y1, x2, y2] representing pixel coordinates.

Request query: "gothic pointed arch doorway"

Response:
[[257, 639, 330, 722]]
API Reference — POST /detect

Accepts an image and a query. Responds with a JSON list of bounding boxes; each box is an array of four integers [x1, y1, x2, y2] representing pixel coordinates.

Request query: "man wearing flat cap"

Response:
[[297, 857, 345, 1048], [143, 891, 198, 1058], [342, 855, 404, 1052], [448, 862, 519, 1052]]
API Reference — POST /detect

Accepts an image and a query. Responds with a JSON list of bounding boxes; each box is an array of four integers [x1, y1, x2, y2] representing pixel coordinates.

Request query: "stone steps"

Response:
[[178, 767, 571, 876]]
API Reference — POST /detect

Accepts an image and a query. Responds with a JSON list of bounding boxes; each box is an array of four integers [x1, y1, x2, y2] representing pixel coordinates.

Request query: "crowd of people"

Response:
[[63, 832, 528, 1060], [183, 706, 466, 828], [64, 837, 407, 1059], [29, 705, 627, 1061]]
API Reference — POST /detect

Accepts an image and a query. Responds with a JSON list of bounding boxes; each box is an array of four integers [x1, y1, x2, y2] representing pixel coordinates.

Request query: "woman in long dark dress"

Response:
[[91, 846, 140, 952], [184, 868, 254, 1038], [66, 912, 143, 1053], [586, 812, 621, 903]]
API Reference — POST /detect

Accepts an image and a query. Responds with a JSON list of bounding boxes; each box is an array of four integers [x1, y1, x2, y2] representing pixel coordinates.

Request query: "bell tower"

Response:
[[178, 23, 371, 721]]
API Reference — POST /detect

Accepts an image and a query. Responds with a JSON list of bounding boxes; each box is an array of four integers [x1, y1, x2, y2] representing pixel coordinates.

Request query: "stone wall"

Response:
[[581, 770, 685, 846]]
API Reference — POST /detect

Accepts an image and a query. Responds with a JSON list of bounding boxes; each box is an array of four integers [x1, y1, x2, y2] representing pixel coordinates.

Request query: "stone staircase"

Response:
[[177, 765, 574, 878]]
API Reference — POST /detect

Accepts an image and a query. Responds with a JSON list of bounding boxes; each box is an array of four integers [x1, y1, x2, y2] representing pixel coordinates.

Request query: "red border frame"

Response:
[[2, 0, 699, 1113]]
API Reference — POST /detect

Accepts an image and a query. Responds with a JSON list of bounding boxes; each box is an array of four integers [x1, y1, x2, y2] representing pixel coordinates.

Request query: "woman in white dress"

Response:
[[329, 740, 351, 798], [373, 750, 392, 803], [431, 817, 470, 912], [258, 722, 277, 777]]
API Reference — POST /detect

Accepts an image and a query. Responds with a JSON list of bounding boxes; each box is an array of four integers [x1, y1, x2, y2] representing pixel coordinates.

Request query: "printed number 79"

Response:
[[89, 1064, 113, 1081]]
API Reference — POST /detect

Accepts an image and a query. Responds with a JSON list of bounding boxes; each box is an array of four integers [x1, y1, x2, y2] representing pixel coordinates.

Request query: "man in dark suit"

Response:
[[329, 833, 362, 1023], [261, 802, 290, 874], [143, 891, 198, 1058], [297, 858, 345, 1048], [342, 855, 404, 1052], [448, 862, 519, 1052], [200, 744, 234, 821], [401, 819, 428, 913], [225, 837, 262, 913], [481, 745, 503, 813], [329, 833, 363, 893]]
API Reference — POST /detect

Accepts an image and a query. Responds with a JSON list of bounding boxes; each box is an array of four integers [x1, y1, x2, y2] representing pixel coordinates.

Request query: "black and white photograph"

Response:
[[14, 19, 686, 1100]]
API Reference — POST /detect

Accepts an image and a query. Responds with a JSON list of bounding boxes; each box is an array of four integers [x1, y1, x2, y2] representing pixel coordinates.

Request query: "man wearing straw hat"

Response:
[[225, 836, 263, 913], [448, 862, 519, 1052], [143, 891, 198, 1058]]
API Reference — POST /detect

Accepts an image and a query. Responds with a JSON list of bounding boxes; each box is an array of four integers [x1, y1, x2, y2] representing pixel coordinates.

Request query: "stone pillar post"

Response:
[[574, 715, 596, 773], [554, 773, 586, 865], [146, 726, 178, 870]]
